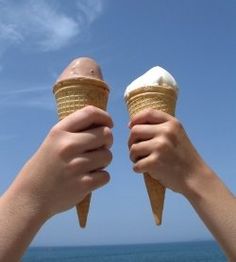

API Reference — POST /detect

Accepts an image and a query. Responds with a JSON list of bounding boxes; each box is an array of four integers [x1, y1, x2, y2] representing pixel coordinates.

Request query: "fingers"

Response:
[[133, 154, 156, 174], [129, 110, 181, 154], [79, 170, 110, 193], [80, 126, 113, 151], [128, 110, 183, 178], [56, 106, 113, 132], [129, 109, 173, 128], [129, 140, 152, 162], [130, 137, 172, 168], [128, 124, 158, 149], [70, 126, 113, 155], [69, 148, 113, 175]]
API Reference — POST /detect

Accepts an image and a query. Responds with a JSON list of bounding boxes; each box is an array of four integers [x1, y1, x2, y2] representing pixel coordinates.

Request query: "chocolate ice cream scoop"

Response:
[[56, 57, 103, 83]]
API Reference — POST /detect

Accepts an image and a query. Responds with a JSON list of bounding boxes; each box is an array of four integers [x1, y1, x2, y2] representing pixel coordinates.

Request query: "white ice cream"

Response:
[[124, 66, 178, 98]]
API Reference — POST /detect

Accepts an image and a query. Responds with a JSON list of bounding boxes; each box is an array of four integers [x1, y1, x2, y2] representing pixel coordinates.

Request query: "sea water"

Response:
[[22, 240, 226, 262]]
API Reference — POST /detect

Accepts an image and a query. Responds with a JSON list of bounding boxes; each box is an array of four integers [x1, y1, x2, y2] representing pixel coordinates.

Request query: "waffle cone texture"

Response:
[[125, 85, 177, 225], [53, 77, 109, 228]]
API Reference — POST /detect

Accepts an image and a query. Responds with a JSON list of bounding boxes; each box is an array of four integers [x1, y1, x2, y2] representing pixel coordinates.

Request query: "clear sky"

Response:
[[0, 0, 235, 246]]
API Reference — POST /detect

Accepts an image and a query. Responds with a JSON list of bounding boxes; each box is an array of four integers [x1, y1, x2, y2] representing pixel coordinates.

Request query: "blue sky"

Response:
[[0, 0, 235, 246]]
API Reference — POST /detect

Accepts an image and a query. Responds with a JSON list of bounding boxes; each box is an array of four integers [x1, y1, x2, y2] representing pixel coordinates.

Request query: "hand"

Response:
[[7, 106, 113, 219], [129, 109, 236, 260], [128, 109, 209, 196]]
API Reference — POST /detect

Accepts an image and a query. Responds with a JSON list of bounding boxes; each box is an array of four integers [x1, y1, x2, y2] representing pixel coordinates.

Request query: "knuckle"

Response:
[[103, 175, 110, 186], [57, 139, 74, 159], [156, 138, 169, 153], [147, 153, 159, 171], [84, 105, 98, 116], [131, 125, 140, 134], [103, 149, 113, 165], [171, 118, 183, 131], [133, 163, 141, 173], [162, 122, 177, 137], [163, 121, 176, 136], [145, 108, 156, 117], [83, 171, 109, 191], [150, 152, 159, 165], [130, 143, 138, 155], [81, 176, 93, 191], [130, 144, 138, 161], [66, 158, 83, 175], [163, 124, 173, 136], [162, 119, 182, 145], [133, 158, 147, 173], [130, 125, 138, 138], [49, 125, 61, 139], [103, 127, 113, 147], [130, 126, 140, 142], [99, 171, 110, 185]]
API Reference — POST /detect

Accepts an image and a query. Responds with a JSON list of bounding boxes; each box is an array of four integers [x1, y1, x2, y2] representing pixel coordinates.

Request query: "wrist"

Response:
[[2, 183, 50, 227], [182, 162, 217, 202], [0, 183, 48, 261], [10, 157, 55, 221]]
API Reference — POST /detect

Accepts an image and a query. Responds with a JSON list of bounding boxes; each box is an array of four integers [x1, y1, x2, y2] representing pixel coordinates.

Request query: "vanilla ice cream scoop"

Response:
[[124, 66, 178, 226], [124, 66, 178, 98]]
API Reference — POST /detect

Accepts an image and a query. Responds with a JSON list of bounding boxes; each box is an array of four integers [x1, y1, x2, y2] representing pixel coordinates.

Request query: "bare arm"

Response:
[[0, 106, 113, 261], [128, 109, 236, 261], [0, 190, 48, 262], [185, 167, 236, 262]]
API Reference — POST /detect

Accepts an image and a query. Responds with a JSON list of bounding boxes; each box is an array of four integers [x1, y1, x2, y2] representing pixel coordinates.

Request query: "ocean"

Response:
[[22, 241, 226, 262]]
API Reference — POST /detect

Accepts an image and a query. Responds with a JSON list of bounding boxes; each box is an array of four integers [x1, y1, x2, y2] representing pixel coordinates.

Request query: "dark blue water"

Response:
[[22, 241, 226, 262]]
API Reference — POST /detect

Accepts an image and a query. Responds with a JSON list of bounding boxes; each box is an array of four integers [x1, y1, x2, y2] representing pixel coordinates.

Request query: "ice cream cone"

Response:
[[53, 76, 109, 228], [125, 85, 177, 225]]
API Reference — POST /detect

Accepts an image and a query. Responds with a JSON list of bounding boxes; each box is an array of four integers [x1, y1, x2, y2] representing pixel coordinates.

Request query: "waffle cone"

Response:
[[53, 77, 109, 228], [125, 85, 177, 225]]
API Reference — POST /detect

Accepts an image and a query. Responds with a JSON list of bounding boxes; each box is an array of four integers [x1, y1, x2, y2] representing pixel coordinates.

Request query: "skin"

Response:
[[0, 106, 113, 262], [128, 109, 236, 261], [0, 106, 235, 261]]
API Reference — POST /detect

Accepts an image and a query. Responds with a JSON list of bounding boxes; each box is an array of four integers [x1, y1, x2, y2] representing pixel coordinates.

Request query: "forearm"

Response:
[[0, 188, 47, 262], [185, 167, 236, 261]]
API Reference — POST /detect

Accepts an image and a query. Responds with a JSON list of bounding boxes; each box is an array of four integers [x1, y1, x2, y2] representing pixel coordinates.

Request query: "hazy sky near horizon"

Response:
[[0, 0, 235, 246]]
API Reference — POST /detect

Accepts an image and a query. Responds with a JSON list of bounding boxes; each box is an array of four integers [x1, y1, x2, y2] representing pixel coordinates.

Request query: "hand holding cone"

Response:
[[53, 59, 177, 227], [53, 57, 109, 228], [125, 67, 178, 225]]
